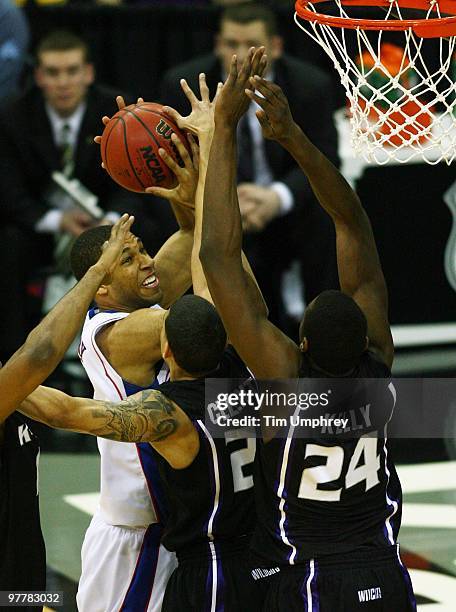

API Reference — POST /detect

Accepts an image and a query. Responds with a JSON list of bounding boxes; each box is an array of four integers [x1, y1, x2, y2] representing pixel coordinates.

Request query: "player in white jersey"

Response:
[[76, 307, 175, 612], [70, 129, 199, 612]]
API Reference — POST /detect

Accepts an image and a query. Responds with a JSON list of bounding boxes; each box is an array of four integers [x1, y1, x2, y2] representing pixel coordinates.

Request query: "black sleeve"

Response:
[[362, 351, 392, 378]]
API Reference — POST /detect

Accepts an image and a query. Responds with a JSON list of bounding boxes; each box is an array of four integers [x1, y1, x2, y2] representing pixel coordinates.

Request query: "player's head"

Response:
[[216, 2, 282, 74], [35, 30, 94, 118], [70, 225, 163, 310], [299, 290, 368, 375], [161, 295, 227, 377]]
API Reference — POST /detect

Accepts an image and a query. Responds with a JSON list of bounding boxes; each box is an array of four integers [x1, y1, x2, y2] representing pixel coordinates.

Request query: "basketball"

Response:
[[100, 102, 190, 193]]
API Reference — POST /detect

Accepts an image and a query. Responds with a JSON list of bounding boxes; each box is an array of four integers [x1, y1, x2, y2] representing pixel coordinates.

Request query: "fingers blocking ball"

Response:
[[100, 102, 191, 193]]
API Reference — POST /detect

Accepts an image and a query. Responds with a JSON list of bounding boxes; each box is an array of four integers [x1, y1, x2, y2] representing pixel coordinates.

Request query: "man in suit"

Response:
[[0, 30, 166, 360], [161, 2, 340, 334]]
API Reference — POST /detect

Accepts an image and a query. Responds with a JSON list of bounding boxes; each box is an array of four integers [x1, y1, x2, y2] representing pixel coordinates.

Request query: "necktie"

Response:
[[59, 123, 74, 178], [237, 115, 254, 183]]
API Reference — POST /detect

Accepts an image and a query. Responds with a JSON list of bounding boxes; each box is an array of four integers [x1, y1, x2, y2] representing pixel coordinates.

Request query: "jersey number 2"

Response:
[[225, 434, 256, 493], [298, 435, 380, 502]]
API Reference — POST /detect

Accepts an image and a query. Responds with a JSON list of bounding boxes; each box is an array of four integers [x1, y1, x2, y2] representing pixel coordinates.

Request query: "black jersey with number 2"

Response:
[[156, 345, 256, 558]]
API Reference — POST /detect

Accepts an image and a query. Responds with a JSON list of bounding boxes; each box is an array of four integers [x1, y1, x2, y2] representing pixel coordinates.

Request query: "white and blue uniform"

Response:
[[76, 307, 177, 612]]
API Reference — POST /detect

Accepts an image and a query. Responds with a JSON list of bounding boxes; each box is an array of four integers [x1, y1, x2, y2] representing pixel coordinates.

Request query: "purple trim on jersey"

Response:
[[273, 438, 289, 543], [137, 443, 169, 524], [124, 377, 161, 396], [119, 522, 162, 612], [197, 423, 217, 538], [214, 542, 225, 612], [215, 542, 225, 612], [88, 307, 98, 319], [204, 559, 214, 612], [273, 438, 288, 499], [387, 481, 402, 540], [310, 564, 320, 612], [122, 375, 169, 523], [299, 564, 311, 608], [196, 421, 225, 611], [283, 438, 297, 563], [203, 544, 225, 612], [382, 438, 400, 545], [397, 549, 417, 611], [299, 561, 320, 612], [88, 307, 119, 319]]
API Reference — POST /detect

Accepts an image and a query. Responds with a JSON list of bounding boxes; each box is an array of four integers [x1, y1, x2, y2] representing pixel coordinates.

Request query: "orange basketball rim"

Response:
[[295, 0, 456, 38]]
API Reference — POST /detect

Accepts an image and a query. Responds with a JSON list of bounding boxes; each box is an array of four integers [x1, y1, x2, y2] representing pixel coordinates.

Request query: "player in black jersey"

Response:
[[198, 49, 416, 610], [0, 414, 45, 604], [21, 294, 260, 611], [0, 215, 133, 606]]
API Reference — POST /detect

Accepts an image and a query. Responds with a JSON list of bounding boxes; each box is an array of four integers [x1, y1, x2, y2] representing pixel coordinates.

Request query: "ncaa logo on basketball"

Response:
[[140, 146, 166, 184]]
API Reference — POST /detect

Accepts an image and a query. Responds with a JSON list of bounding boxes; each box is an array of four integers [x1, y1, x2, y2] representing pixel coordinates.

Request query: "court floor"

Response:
[[39, 451, 456, 612]]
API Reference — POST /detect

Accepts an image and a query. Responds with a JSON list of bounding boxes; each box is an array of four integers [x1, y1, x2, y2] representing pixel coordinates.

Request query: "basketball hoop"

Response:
[[295, 0, 456, 164]]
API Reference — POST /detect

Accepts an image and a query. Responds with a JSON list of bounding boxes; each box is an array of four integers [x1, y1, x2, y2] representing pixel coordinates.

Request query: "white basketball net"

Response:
[[295, 0, 456, 164]]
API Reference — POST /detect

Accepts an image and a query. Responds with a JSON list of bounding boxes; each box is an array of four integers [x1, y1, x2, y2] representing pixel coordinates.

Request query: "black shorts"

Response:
[[162, 553, 263, 612], [256, 546, 417, 612]]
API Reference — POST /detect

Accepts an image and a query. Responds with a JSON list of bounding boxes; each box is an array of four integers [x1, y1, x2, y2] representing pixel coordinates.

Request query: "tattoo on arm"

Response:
[[89, 390, 178, 443]]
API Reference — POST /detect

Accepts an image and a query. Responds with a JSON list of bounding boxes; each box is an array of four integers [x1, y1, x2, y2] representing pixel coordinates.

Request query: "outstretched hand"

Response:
[[245, 77, 297, 143], [161, 73, 222, 137], [145, 133, 199, 208], [215, 47, 267, 127], [93, 213, 135, 281]]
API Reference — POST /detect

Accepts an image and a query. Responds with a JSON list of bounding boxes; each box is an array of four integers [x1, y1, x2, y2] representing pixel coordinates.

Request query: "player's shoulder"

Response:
[[356, 349, 392, 377], [83, 307, 128, 329], [88, 306, 165, 349], [106, 306, 166, 335], [215, 345, 251, 379]]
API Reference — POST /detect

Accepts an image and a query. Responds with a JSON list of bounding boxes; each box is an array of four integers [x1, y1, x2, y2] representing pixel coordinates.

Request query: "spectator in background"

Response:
[[161, 2, 339, 335], [0, 30, 164, 362], [0, 0, 29, 103]]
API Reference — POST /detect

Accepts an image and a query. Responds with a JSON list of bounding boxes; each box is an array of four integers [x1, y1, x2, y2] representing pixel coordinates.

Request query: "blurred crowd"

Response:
[[0, 0, 341, 384]]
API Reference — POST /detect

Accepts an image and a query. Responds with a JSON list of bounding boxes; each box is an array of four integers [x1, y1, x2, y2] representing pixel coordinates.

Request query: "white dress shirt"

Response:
[[36, 102, 87, 234], [245, 101, 294, 215]]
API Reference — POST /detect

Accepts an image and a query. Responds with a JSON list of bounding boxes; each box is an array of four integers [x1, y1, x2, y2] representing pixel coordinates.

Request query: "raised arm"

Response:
[[0, 214, 134, 421], [247, 77, 393, 368], [199, 50, 300, 379], [144, 136, 197, 310], [156, 75, 221, 303], [20, 386, 199, 470]]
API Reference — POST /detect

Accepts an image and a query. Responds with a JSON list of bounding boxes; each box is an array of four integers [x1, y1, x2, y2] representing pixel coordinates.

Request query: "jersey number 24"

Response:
[[298, 434, 381, 502]]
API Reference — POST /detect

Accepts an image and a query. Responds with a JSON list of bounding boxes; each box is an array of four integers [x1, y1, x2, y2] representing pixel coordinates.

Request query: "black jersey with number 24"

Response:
[[251, 350, 402, 564]]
